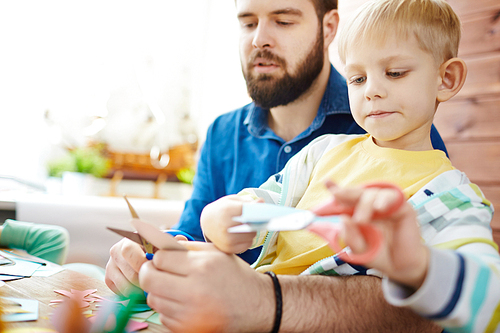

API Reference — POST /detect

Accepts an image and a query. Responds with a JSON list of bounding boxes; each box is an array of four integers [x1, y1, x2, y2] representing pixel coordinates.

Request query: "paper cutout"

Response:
[[0, 252, 43, 279], [145, 312, 162, 325], [49, 289, 149, 332], [233, 203, 304, 223], [131, 219, 186, 251], [0, 274, 24, 282], [51, 297, 92, 333], [3, 328, 56, 333], [51, 289, 101, 308], [126, 320, 148, 332], [1, 297, 38, 322]]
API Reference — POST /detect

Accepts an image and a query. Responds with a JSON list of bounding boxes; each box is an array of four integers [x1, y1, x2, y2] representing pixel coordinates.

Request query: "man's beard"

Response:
[[243, 28, 324, 109]]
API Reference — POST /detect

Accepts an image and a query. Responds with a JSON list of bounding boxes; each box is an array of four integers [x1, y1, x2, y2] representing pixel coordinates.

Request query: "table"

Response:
[[2, 268, 167, 332]]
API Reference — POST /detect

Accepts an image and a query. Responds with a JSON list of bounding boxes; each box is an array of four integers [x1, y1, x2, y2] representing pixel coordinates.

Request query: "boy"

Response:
[[201, 0, 500, 331]]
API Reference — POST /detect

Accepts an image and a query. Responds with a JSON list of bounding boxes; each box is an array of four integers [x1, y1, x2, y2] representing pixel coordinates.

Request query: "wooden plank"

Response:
[[447, 0, 500, 17], [446, 141, 500, 185], [339, 0, 500, 19], [434, 95, 500, 141], [493, 230, 500, 250], [4, 269, 165, 332], [458, 7, 500, 57], [481, 185, 500, 230], [456, 53, 500, 99]]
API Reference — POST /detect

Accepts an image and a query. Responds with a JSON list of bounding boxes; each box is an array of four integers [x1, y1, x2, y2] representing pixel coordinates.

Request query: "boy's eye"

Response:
[[276, 21, 293, 26], [349, 76, 366, 85], [387, 71, 406, 78]]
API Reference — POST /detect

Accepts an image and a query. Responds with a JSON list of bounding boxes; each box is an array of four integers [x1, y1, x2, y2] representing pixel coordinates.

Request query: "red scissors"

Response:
[[308, 182, 405, 265], [229, 182, 405, 265]]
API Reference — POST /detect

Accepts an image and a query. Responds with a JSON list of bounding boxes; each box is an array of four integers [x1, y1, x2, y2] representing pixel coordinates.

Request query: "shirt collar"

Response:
[[244, 64, 351, 140]]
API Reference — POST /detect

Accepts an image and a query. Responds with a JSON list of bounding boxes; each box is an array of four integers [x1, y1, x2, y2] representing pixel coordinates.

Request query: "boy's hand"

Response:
[[200, 195, 260, 254], [325, 182, 429, 290]]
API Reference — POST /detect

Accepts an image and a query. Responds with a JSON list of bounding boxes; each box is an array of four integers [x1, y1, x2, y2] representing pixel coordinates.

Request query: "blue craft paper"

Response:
[[233, 203, 306, 223], [2, 297, 38, 322]]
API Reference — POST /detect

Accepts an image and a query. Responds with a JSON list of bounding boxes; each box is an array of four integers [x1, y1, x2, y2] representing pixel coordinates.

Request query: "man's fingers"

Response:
[[174, 234, 188, 241], [179, 240, 218, 251], [104, 260, 122, 295], [104, 258, 143, 297], [140, 260, 186, 301], [121, 239, 148, 273], [105, 238, 148, 297]]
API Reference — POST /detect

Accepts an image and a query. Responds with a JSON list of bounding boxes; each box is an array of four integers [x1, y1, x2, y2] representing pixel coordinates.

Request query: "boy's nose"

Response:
[[364, 78, 387, 101]]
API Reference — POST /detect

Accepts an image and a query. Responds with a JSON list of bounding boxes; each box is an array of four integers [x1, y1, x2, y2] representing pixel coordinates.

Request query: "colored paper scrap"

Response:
[[1, 297, 38, 322]]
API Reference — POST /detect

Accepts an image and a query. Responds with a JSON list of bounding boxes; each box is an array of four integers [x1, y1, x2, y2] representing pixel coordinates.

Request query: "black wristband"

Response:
[[265, 271, 282, 333]]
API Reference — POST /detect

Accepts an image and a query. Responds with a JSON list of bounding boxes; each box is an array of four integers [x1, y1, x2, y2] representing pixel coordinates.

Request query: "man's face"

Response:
[[236, 0, 325, 109]]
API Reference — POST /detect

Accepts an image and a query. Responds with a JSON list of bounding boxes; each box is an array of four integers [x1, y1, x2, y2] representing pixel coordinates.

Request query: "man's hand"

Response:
[[139, 241, 275, 333], [105, 238, 148, 296], [200, 195, 259, 254], [140, 241, 441, 333]]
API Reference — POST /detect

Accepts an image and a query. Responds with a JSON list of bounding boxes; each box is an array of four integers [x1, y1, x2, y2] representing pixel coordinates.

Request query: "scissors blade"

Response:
[[107, 225, 154, 254], [107, 226, 144, 246], [131, 219, 187, 251], [124, 195, 140, 219], [121, 196, 154, 253], [132, 222, 154, 254]]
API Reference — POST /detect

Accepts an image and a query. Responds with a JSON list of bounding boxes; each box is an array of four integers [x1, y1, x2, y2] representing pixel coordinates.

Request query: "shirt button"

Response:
[[284, 146, 292, 153]]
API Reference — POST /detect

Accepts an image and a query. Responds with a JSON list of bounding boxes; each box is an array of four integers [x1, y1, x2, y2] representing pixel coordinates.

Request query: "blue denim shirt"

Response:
[[173, 64, 447, 264]]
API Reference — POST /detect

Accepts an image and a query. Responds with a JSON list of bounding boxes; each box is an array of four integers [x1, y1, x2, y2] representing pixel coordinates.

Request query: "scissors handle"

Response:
[[308, 182, 404, 265]]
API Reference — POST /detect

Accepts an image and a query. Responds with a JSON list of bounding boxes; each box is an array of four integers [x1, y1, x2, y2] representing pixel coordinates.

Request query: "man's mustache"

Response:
[[248, 50, 286, 68]]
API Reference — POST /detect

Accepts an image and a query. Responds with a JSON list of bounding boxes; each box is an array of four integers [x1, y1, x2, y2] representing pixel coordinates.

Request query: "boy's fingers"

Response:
[[352, 190, 378, 223], [342, 218, 368, 254], [373, 189, 401, 212]]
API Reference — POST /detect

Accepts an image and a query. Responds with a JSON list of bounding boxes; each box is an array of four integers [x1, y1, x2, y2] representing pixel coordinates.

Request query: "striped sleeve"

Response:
[[385, 171, 500, 332], [383, 246, 500, 333]]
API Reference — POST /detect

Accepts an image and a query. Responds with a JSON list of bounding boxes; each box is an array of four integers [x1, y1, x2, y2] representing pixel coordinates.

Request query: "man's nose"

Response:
[[252, 22, 274, 49]]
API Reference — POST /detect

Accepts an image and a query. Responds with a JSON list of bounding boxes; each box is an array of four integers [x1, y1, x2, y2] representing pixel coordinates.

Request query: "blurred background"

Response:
[[0, 0, 250, 194]]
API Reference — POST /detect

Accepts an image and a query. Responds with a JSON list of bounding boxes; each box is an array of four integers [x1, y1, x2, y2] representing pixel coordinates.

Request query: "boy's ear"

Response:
[[437, 58, 467, 102], [323, 9, 339, 49]]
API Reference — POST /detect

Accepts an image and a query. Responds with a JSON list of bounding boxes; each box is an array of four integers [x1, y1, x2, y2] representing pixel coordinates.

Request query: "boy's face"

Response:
[[236, 0, 325, 108], [344, 34, 442, 150]]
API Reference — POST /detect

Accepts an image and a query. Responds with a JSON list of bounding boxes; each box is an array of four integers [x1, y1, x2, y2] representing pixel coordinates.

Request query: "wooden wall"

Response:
[[336, 0, 500, 248]]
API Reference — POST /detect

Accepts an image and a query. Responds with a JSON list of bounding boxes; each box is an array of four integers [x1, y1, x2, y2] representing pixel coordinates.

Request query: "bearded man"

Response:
[[105, 1, 447, 332]]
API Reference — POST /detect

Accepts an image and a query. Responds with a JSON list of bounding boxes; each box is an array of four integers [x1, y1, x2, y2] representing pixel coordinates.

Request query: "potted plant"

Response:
[[47, 144, 111, 195]]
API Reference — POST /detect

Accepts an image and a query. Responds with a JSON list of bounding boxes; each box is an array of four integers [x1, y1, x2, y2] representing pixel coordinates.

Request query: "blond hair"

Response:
[[338, 0, 461, 64]]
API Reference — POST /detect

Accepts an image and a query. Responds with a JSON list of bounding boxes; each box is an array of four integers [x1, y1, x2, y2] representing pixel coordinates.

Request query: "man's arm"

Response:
[[139, 242, 442, 333], [279, 275, 442, 333]]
